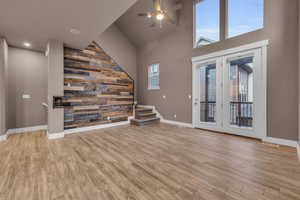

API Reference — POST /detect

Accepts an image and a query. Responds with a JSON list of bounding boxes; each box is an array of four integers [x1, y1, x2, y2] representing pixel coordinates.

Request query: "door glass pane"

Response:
[[228, 56, 253, 127], [199, 63, 216, 123]]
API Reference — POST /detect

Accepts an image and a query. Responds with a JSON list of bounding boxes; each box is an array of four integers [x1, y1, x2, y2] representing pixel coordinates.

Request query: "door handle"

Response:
[[194, 98, 199, 106]]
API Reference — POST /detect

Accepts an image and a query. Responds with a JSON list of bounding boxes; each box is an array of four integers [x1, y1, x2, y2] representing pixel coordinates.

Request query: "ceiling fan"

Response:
[[137, 0, 182, 27]]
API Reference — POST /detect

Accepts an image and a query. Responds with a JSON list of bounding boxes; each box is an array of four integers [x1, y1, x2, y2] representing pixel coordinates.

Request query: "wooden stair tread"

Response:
[[136, 112, 156, 117], [131, 117, 160, 123], [135, 108, 152, 112]]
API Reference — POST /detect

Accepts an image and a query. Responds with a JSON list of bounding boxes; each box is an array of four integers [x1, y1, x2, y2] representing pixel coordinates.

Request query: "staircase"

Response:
[[130, 106, 160, 126]]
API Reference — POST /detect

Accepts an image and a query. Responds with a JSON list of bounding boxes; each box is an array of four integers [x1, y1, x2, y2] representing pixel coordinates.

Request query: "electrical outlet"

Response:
[[22, 94, 31, 99], [162, 95, 166, 99], [174, 114, 177, 118], [188, 95, 192, 99]]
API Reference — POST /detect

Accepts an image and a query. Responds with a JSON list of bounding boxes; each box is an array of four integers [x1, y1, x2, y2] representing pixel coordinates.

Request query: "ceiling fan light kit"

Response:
[[137, 0, 182, 27], [156, 13, 164, 20]]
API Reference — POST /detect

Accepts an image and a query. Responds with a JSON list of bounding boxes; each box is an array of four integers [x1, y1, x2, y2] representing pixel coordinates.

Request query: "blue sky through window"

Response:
[[195, 0, 220, 45], [195, 0, 264, 45], [228, 0, 264, 37]]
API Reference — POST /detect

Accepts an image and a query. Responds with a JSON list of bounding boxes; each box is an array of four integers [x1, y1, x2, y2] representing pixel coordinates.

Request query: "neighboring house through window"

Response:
[[194, 0, 220, 47]]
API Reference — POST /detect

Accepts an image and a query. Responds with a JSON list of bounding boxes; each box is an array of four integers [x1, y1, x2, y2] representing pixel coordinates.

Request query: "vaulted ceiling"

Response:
[[116, 0, 182, 47], [0, 0, 137, 51]]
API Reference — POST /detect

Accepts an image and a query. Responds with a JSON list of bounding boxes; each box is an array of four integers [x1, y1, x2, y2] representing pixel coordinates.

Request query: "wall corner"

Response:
[[47, 40, 64, 137]]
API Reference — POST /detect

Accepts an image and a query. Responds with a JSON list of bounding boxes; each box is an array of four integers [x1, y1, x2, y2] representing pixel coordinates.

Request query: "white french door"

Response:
[[192, 42, 267, 139]]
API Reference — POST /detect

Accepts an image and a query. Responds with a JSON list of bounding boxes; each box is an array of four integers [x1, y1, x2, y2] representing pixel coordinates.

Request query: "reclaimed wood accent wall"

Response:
[[63, 41, 134, 130]]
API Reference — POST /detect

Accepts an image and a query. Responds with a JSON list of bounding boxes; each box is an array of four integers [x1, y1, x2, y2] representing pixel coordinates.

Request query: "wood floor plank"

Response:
[[0, 123, 299, 200]]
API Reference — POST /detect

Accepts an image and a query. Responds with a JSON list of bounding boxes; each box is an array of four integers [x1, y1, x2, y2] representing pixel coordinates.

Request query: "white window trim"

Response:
[[193, 0, 265, 49], [148, 63, 160, 90], [148, 87, 160, 90], [193, 1, 197, 48], [192, 40, 268, 62]]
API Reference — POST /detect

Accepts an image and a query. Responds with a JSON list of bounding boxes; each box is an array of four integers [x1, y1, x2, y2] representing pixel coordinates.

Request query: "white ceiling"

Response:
[[0, 0, 137, 51]]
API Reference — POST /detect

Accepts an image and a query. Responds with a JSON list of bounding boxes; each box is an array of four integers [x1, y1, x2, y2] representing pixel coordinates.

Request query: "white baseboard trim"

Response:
[[47, 117, 133, 139], [161, 119, 193, 128], [262, 137, 298, 147], [7, 125, 48, 135], [64, 120, 130, 135], [47, 131, 65, 139], [137, 105, 156, 109], [0, 134, 7, 141], [128, 116, 134, 120], [297, 143, 300, 163]]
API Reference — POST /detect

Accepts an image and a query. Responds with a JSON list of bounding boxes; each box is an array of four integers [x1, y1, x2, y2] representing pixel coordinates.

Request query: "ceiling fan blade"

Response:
[[153, 0, 161, 11], [165, 14, 176, 24], [171, 3, 183, 11], [137, 13, 148, 17]]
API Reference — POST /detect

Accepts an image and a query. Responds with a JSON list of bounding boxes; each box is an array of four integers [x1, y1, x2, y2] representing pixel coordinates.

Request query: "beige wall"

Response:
[[137, 0, 299, 141], [0, 38, 8, 136], [8, 47, 47, 129], [97, 24, 137, 98]]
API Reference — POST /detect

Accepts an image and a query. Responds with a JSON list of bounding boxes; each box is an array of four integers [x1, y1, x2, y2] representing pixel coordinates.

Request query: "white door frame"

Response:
[[192, 40, 268, 139], [222, 48, 261, 138], [192, 57, 223, 131]]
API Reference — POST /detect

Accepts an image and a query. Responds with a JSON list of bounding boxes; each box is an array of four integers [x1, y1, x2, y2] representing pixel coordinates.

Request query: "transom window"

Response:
[[195, 0, 220, 47], [194, 0, 264, 48], [148, 63, 160, 90], [228, 0, 264, 38]]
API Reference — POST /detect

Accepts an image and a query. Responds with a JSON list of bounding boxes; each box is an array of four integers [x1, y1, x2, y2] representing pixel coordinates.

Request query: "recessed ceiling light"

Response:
[[70, 28, 81, 35], [23, 42, 31, 47]]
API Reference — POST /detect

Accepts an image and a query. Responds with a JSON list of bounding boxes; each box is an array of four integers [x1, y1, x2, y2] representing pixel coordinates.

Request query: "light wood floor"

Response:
[[0, 123, 300, 200]]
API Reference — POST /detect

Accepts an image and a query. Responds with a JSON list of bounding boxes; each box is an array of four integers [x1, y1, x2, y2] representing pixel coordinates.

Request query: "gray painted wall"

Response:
[[7, 47, 47, 129], [0, 38, 8, 136], [97, 24, 137, 97], [47, 40, 64, 134], [137, 0, 299, 141]]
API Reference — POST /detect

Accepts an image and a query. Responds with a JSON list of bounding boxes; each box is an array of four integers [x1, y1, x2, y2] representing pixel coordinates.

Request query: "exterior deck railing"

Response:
[[230, 101, 253, 127], [200, 101, 253, 127], [200, 101, 216, 122]]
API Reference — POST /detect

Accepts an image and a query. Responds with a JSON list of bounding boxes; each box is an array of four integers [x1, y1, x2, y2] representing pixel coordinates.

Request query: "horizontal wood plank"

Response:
[[63, 42, 134, 129]]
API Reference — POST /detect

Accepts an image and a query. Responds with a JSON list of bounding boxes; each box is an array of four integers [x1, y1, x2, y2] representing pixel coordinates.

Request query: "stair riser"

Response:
[[131, 119, 160, 126], [136, 114, 157, 119], [135, 112, 153, 117], [135, 109, 153, 113]]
